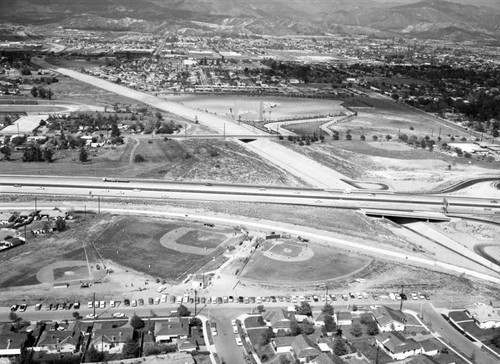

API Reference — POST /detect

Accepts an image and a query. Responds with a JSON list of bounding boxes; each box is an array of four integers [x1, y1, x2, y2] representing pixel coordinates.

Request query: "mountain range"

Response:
[[1, 0, 499, 42]]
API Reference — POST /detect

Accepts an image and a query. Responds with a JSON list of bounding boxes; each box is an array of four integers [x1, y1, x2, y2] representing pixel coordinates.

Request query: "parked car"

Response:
[[86, 314, 96, 319], [154, 298, 160, 305], [10, 305, 18, 311], [19, 304, 27, 312], [110, 300, 115, 308], [235, 337, 243, 346], [131, 300, 137, 307], [124, 299, 130, 307], [73, 302, 80, 310], [148, 298, 154, 305], [35, 303, 42, 311], [112, 313, 125, 318], [138, 298, 144, 306]]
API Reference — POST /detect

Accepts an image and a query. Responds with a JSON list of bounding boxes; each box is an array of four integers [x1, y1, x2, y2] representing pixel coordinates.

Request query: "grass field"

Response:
[[241, 242, 372, 283], [175, 229, 227, 249], [93, 216, 231, 281]]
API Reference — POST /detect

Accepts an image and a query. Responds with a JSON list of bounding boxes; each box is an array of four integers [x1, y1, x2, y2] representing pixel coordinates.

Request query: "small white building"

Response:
[[466, 302, 500, 329]]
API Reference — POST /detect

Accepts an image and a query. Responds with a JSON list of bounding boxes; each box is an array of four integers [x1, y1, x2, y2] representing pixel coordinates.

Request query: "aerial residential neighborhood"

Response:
[[1, 0, 500, 364]]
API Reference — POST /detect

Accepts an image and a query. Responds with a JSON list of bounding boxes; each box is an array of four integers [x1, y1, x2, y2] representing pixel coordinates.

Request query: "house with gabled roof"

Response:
[[91, 321, 134, 354], [272, 336, 294, 354], [373, 306, 407, 332], [375, 332, 423, 360], [36, 328, 82, 354], [154, 318, 189, 343], [264, 309, 293, 333], [291, 334, 321, 363], [0, 332, 27, 357]]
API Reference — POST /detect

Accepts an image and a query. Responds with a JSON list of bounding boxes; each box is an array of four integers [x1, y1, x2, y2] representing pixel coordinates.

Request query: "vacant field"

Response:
[[241, 242, 372, 283], [93, 216, 231, 281], [170, 95, 344, 121], [0, 137, 305, 186]]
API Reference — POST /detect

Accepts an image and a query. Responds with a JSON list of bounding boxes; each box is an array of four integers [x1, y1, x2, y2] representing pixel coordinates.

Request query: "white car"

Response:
[[231, 320, 237, 326], [100, 301, 105, 308], [86, 314, 96, 319], [87, 301, 93, 308], [235, 337, 243, 346], [110, 300, 115, 308], [154, 298, 160, 305], [112, 312, 125, 318], [156, 285, 166, 293], [411, 293, 418, 300], [161, 294, 167, 303], [233, 326, 238, 334]]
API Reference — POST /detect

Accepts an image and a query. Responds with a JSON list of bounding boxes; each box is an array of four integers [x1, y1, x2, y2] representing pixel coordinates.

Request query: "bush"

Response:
[[134, 154, 145, 163]]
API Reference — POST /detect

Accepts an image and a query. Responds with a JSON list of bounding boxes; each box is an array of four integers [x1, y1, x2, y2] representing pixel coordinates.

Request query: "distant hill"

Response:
[[0, 0, 499, 41]]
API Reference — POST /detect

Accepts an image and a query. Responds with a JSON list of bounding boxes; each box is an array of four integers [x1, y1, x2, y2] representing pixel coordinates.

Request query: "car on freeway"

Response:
[[112, 313, 125, 318], [86, 314, 96, 319], [235, 337, 243, 346], [124, 299, 130, 307]]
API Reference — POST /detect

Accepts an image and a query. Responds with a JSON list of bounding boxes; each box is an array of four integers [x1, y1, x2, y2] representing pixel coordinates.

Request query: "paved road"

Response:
[[31, 57, 352, 189], [422, 303, 499, 364]]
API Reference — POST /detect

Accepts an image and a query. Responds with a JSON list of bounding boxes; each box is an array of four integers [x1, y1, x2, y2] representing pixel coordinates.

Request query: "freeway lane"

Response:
[[1, 175, 499, 213]]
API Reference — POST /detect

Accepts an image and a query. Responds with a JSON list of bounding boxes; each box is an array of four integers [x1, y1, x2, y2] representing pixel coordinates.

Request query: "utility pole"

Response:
[[93, 292, 96, 318], [399, 285, 406, 311], [194, 289, 197, 317], [34, 196, 37, 211], [84, 206, 87, 221], [98, 196, 100, 214]]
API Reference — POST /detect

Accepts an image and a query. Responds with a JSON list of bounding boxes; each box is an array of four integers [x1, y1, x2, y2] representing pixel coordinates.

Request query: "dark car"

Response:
[[138, 299, 144, 306], [201, 297, 206, 304], [148, 298, 154, 305], [10, 305, 19, 311], [124, 299, 130, 307], [238, 296, 244, 303]]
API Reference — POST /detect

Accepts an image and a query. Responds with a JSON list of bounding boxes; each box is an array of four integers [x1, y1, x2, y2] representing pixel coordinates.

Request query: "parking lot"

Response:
[[9, 288, 432, 318]]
